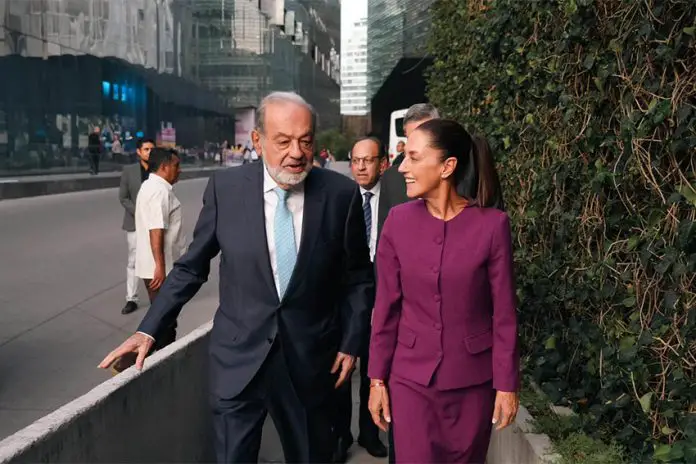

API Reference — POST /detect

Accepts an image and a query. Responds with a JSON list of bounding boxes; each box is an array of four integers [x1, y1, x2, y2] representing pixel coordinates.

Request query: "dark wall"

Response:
[[369, 57, 433, 144]]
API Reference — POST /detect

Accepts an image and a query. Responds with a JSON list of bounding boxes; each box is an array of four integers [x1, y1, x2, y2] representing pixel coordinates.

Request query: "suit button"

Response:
[[434, 294, 441, 303], [433, 323, 442, 330], [267, 337, 274, 344], [431, 266, 438, 273], [435, 237, 443, 245]]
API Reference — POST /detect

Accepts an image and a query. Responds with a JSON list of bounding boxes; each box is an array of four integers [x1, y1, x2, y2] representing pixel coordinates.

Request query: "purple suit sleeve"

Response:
[[489, 213, 520, 392], [368, 212, 402, 381]]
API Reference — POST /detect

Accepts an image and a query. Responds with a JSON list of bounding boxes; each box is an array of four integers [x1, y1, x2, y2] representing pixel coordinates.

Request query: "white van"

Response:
[[388, 108, 407, 165]]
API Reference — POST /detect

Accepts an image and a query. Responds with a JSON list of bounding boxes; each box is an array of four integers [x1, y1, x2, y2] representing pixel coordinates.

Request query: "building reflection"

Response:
[[0, 0, 340, 175]]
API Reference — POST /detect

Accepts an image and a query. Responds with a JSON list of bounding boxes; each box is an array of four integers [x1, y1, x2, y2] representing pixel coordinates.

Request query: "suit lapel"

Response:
[[244, 163, 279, 304], [283, 169, 326, 300]]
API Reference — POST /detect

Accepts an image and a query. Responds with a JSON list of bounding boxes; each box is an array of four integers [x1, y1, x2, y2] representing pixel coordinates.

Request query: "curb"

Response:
[[487, 404, 561, 463], [0, 168, 220, 201]]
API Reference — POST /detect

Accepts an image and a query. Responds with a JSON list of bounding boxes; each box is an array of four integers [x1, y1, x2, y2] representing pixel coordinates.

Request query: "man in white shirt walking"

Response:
[[112, 147, 184, 373], [332, 136, 389, 462], [118, 137, 155, 315]]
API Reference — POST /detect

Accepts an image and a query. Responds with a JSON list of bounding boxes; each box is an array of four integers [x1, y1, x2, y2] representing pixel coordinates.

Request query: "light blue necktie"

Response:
[[274, 187, 297, 298]]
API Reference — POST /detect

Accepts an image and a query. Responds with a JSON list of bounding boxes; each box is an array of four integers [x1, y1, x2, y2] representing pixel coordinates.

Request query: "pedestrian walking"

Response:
[[110, 147, 184, 373], [87, 127, 102, 174], [332, 136, 389, 462], [118, 137, 155, 316]]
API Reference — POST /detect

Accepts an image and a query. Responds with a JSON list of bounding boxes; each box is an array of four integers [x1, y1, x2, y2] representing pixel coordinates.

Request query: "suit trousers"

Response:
[[125, 232, 139, 303], [211, 340, 334, 463], [334, 357, 380, 443], [89, 154, 100, 174], [390, 376, 495, 463]]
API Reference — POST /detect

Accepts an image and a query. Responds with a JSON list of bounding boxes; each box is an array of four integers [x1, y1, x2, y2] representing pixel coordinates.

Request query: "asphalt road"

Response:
[[0, 178, 221, 439], [0, 162, 383, 463]]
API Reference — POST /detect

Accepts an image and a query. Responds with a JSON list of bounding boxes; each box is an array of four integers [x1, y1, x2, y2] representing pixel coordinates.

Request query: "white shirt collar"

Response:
[[149, 173, 172, 190], [263, 162, 279, 194], [359, 180, 381, 197]]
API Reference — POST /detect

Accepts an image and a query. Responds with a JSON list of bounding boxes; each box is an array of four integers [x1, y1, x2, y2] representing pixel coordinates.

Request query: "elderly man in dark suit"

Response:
[[118, 137, 155, 316], [100, 91, 375, 464]]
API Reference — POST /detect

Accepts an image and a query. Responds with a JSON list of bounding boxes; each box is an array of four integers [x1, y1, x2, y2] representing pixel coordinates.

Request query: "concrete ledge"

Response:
[[0, 167, 220, 200], [487, 405, 561, 464], [0, 322, 215, 464], [0, 315, 559, 464]]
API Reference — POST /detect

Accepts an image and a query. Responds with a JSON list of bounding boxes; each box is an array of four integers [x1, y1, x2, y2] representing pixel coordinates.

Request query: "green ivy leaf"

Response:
[[653, 444, 672, 461], [677, 184, 696, 206], [545, 335, 557, 350], [639, 392, 653, 414]]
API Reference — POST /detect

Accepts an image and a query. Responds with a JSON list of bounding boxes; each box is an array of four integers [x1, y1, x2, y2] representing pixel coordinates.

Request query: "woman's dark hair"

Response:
[[415, 119, 505, 210]]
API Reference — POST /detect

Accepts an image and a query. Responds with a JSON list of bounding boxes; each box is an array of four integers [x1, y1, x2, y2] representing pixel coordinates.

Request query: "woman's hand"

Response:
[[368, 380, 392, 432], [492, 390, 519, 430]]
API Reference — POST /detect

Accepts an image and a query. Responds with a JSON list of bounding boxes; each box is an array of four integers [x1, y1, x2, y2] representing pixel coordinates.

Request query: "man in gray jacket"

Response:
[[118, 138, 155, 315]]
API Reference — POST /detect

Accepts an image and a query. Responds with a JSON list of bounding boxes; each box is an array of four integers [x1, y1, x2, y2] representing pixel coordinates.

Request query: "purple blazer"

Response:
[[368, 200, 520, 392]]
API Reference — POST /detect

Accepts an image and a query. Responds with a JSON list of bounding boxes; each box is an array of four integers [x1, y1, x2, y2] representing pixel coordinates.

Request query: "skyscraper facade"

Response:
[[340, 1, 368, 116], [366, 0, 435, 143], [191, 0, 341, 134], [366, 0, 434, 100], [0, 0, 341, 174], [0, 0, 231, 173]]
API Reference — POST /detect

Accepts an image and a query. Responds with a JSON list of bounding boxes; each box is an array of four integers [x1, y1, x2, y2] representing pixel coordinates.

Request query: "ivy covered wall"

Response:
[[426, 0, 696, 461]]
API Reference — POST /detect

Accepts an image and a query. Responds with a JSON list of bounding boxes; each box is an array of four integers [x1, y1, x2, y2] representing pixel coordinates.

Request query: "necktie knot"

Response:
[[274, 187, 290, 203], [363, 191, 374, 203]]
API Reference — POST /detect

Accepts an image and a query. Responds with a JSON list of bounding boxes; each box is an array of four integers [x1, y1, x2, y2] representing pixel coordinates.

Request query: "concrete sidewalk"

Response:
[[0, 165, 221, 201]]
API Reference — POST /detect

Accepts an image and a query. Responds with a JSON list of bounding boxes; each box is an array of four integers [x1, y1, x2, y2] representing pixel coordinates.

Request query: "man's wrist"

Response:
[[136, 331, 156, 342]]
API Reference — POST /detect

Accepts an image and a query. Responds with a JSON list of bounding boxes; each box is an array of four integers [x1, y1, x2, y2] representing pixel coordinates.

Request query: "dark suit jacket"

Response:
[[137, 162, 375, 404], [377, 156, 408, 238], [118, 164, 144, 232]]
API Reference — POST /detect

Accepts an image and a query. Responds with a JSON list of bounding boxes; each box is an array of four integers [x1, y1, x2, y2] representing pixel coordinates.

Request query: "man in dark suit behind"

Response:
[[118, 137, 155, 316], [100, 92, 374, 463], [375, 103, 440, 464], [377, 103, 441, 237]]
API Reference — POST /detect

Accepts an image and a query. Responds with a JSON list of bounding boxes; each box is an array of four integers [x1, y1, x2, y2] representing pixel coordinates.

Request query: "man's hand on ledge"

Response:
[[331, 352, 355, 388], [98, 333, 155, 371]]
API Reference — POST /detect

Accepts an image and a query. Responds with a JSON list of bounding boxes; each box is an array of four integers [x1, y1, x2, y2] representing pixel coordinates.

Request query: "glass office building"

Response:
[[0, 0, 234, 174], [0, 0, 341, 174], [367, 0, 434, 100], [190, 0, 340, 134]]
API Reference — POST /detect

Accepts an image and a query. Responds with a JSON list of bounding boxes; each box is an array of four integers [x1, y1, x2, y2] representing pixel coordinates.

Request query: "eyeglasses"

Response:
[[351, 156, 380, 167]]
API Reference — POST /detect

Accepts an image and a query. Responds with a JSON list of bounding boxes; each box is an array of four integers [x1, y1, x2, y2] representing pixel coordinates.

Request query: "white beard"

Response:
[[262, 158, 311, 186]]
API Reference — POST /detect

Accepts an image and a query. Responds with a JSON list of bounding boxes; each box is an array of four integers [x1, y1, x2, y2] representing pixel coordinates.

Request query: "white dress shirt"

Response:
[[134, 173, 187, 279], [360, 181, 380, 262], [263, 164, 305, 297]]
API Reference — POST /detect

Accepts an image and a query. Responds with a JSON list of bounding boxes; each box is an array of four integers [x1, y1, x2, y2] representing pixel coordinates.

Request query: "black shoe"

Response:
[[121, 301, 138, 315], [358, 436, 388, 458], [332, 435, 353, 463]]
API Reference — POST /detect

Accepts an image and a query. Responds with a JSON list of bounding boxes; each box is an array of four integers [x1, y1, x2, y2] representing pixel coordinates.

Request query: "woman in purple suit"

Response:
[[368, 119, 520, 463]]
